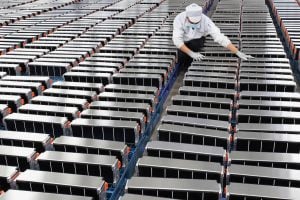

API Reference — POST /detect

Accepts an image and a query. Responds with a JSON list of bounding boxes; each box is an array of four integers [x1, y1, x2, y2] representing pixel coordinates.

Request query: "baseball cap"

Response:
[[186, 3, 202, 23]]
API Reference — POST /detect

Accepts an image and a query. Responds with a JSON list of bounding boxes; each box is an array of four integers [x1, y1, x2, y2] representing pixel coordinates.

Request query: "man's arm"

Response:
[[226, 43, 239, 54], [206, 17, 254, 60], [172, 15, 185, 50], [179, 44, 205, 61], [226, 42, 254, 60], [173, 15, 205, 61], [179, 43, 193, 55], [172, 21, 195, 56]]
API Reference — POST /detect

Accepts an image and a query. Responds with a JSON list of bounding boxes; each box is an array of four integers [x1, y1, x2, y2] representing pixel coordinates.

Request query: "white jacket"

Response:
[[172, 11, 231, 49]]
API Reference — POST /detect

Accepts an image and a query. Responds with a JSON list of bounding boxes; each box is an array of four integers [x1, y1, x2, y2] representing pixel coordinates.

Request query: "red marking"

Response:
[[64, 121, 71, 128], [225, 152, 229, 161], [104, 182, 109, 191], [149, 106, 153, 113], [16, 67, 22, 72], [137, 124, 141, 134], [223, 186, 227, 194], [126, 146, 131, 154], [117, 160, 122, 169], [34, 153, 40, 160], [10, 171, 20, 181]]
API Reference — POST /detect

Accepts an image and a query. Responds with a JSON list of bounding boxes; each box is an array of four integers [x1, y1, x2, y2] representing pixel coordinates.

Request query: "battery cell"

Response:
[[146, 141, 226, 164], [179, 86, 236, 100], [37, 151, 120, 184], [0, 145, 37, 171], [0, 165, 18, 191], [161, 115, 230, 131], [228, 164, 300, 188], [230, 151, 300, 170], [125, 177, 222, 200], [137, 156, 223, 182], [71, 118, 140, 144], [0, 190, 92, 200], [0, 130, 51, 153], [158, 124, 229, 149], [15, 170, 107, 200], [237, 109, 300, 124], [4, 113, 70, 138], [227, 182, 300, 200], [31, 96, 89, 112], [53, 136, 129, 167]]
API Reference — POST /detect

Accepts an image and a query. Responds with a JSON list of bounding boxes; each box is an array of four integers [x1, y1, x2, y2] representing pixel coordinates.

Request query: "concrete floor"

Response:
[[151, 69, 186, 141]]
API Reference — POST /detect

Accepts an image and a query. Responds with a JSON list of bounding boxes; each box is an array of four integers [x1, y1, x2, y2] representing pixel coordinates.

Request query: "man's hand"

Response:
[[188, 51, 205, 61], [236, 51, 254, 61]]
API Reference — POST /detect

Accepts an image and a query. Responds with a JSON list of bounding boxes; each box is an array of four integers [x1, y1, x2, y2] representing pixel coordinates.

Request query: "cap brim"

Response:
[[189, 16, 201, 23]]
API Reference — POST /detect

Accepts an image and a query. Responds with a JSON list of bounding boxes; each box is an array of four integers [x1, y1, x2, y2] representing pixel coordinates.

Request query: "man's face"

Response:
[[187, 17, 201, 24]]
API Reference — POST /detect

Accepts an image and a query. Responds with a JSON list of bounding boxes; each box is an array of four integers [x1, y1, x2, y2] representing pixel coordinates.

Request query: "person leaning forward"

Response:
[[173, 3, 254, 70]]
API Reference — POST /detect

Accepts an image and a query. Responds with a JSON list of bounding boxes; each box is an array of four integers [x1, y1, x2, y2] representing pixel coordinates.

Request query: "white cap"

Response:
[[186, 3, 202, 23]]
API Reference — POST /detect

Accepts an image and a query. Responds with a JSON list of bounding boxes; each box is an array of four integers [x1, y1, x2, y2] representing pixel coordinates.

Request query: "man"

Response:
[[173, 3, 254, 70]]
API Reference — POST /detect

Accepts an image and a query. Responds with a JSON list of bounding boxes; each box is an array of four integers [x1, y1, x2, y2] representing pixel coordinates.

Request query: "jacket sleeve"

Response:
[[172, 15, 185, 49], [206, 17, 231, 48]]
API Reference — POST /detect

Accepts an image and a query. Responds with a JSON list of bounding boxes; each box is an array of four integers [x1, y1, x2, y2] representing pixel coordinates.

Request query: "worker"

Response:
[[173, 3, 254, 70]]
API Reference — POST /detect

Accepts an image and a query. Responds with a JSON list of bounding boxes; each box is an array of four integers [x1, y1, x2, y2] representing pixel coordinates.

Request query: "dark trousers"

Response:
[[177, 37, 205, 71]]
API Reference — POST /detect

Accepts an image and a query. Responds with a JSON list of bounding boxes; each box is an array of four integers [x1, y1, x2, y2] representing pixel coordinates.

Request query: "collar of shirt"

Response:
[[185, 18, 201, 30]]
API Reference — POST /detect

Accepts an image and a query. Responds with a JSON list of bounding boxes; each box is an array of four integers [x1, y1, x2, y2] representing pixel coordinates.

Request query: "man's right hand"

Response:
[[188, 51, 205, 61], [236, 51, 254, 61]]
